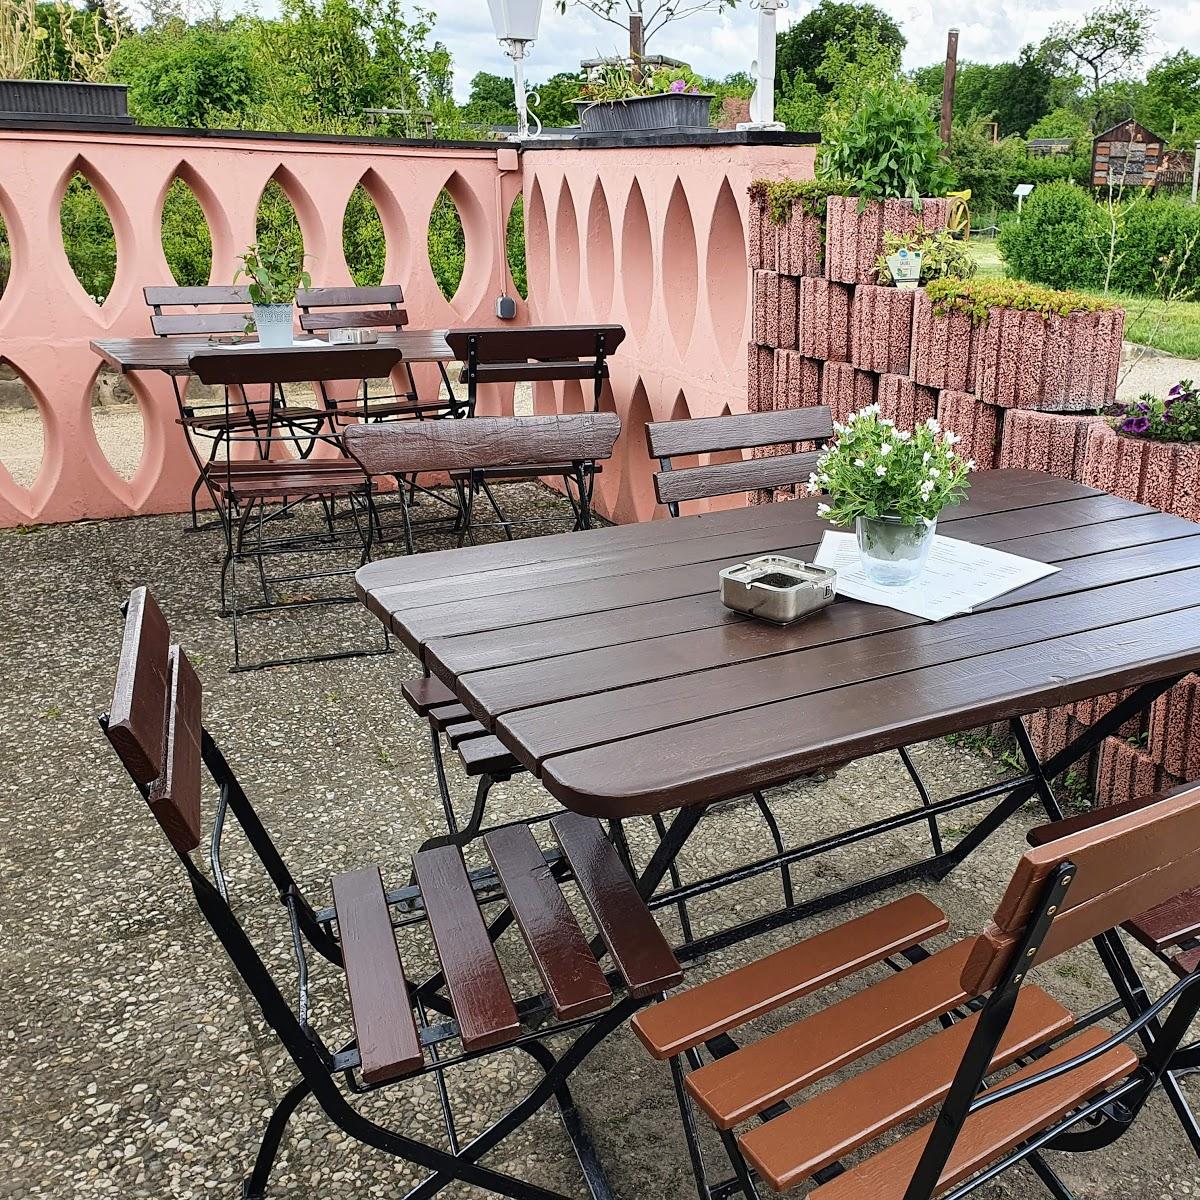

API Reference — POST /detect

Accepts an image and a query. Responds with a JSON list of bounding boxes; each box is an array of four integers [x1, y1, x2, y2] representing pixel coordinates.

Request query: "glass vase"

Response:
[[855, 513, 937, 586]]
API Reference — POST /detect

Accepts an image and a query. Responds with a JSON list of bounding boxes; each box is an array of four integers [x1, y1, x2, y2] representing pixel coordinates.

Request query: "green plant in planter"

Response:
[[807, 406, 973, 525], [1112, 380, 1200, 442], [924, 276, 1119, 324], [577, 63, 705, 103], [818, 75, 952, 203], [875, 227, 976, 285], [234, 242, 310, 306]]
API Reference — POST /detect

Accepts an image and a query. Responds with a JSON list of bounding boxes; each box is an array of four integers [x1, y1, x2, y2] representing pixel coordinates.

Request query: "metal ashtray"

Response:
[[327, 327, 380, 344], [719, 555, 837, 626]]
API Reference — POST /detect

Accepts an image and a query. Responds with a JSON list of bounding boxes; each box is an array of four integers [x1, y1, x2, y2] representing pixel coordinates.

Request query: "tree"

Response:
[[529, 71, 587, 127], [1027, 106, 1093, 144], [1041, 0, 1155, 127], [460, 71, 517, 128], [776, 0, 904, 93], [1139, 49, 1200, 144], [554, 0, 737, 60]]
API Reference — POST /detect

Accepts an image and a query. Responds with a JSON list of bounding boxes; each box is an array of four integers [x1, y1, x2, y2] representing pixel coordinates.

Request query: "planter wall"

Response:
[[976, 307, 1126, 410], [748, 194, 775, 271], [798, 278, 851, 363], [1095, 735, 1175, 809], [773, 351, 822, 411], [753, 270, 801, 350], [1148, 674, 1200, 782], [936, 391, 999, 469], [1082, 422, 1200, 521], [997, 410, 1103, 481], [574, 92, 714, 134], [877, 374, 937, 431], [776, 206, 824, 277], [825, 196, 950, 285], [0, 80, 131, 123], [851, 286, 914, 376], [910, 291, 980, 393], [823, 361, 877, 424], [748, 343, 775, 412]]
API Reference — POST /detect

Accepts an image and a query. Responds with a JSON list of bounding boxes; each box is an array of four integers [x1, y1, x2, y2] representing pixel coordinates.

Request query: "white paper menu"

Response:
[[813, 532, 1060, 622]]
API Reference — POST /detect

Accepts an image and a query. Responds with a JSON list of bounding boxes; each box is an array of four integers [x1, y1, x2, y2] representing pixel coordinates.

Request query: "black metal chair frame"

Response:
[[98, 597, 666, 1200]]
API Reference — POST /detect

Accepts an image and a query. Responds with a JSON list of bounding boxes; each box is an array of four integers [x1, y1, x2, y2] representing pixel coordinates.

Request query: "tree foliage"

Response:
[[775, 0, 904, 93], [554, 0, 737, 53]]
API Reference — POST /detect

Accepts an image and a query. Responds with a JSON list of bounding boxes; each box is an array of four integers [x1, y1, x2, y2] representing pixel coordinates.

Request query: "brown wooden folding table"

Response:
[[357, 469, 1200, 956]]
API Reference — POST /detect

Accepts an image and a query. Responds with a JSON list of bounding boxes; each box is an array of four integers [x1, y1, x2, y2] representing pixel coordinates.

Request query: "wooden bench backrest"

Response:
[[188, 346, 405, 387], [344, 412, 622, 475], [962, 781, 1200, 993], [296, 285, 409, 332], [645, 408, 834, 508], [104, 587, 203, 854], [144, 285, 252, 337], [445, 325, 625, 386]]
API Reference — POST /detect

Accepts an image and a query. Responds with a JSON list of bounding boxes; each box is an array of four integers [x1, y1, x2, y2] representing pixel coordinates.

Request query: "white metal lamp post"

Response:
[[488, 0, 544, 140], [739, 0, 786, 131]]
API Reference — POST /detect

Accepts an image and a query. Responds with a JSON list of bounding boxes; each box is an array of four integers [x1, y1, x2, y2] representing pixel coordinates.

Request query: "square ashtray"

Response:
[[719, 555, 837, 626], [327, 327, 380, 344]]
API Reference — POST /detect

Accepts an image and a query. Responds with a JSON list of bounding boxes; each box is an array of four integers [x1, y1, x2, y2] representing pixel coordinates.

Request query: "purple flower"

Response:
[[669, 79, 686, 92], [1122, 416, 1151, 435], [1169, 383, 1185, 398], [1136, 400, 1150, 413]]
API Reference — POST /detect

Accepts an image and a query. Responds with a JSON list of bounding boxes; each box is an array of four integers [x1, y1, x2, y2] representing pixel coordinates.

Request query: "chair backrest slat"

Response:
[[144, 285, 252, 338], [445, 325, 625, 366], [297, 285, 405, 308], [345, 413, 621, 475], [646, 409, 834, 459], [298, 308, 408, 331], [655, 450, 823, 506], [189, 346, 404, 387], [106, 587, 172, 787], [150, 312, 252, 337], [148, 645, 204, 854], [296, 286, 409, 333], [962, 781, 1200, 993]]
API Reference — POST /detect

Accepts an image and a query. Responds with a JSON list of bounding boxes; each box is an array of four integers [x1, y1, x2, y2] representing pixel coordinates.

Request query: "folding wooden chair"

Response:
[[443, 325, 625, 538], [100, 587, 682, 1200], [633, 780, 1200, 1199], [145, 285, 328, 529], [344, 412, 622, 554], [188, 346, 402, 670]]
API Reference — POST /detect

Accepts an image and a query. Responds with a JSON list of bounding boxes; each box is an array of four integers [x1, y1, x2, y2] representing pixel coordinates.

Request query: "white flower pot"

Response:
[[252, 303, 294, 347]]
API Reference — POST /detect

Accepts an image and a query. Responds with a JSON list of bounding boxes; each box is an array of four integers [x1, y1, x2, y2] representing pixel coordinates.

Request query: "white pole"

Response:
[[741, 0, 786, 130], [510, 42, 529, 140], [1192, 140, 1199, 205]]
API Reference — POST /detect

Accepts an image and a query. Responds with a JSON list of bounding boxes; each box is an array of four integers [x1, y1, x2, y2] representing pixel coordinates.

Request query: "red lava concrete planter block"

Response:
[[936, 391, 999, 470], [851, 286, 915, 375], [877, 374, 938, 431], [753, 270, 800, 350], [1070, 688, 1141, 734], [823, 361, 877, 424], [773, 350, 822, 410], [998, 409, 1103, 482], [910, 291, 980, 393], [798, 277, 851, 363], [1024, 706, 1075, 764], [1148, 674, 1200, 781], [975, 306, 1126, 411], [1082, 422, 1200, 521], [776, 206, 823, 277], [748, 193, 775, 271], [825, 196, 951, 285], [1095, 736, 1172, 809], [748, 343, 775, 413]]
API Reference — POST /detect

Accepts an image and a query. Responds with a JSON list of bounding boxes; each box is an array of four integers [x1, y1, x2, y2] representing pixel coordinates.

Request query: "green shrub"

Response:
[[997, 181, 1106, 291], [506, 195, 527, 300], [161, 180, 212, 287], [343, 183, 385, 288], [1110, 197, 1200, 298], [925, 276, 1119, 324], [428, 190, 465, 301], [60, 173, 116, 302]]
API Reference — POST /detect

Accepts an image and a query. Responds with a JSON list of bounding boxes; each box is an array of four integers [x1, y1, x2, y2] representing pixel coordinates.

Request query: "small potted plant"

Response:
[[574, 64, 713, 134], [875, 227, 974, 288], [234, 243, 310, 348], [807, 406, 973, 585]]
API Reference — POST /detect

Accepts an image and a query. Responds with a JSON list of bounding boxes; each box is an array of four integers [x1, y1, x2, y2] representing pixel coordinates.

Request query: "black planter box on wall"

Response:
[[0, 80, 132, 124], [574, 92, 713, 135]]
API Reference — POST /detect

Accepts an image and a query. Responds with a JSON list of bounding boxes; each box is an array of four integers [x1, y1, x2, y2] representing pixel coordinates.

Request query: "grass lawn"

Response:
[[965, 238, 1200, 360]]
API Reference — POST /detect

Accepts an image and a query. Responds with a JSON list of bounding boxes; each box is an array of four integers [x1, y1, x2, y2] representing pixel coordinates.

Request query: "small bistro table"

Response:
[[357, 469, 1200, 958]]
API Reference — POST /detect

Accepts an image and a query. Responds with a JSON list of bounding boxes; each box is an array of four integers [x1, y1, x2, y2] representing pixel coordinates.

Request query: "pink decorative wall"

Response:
[[520, 141, 818, 524], [0, 127, 522, 525]]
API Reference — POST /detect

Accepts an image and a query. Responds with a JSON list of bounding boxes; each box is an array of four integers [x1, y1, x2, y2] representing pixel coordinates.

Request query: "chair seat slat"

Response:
[[484, 824, 613, 1019], [550, 813, 681, 998], [412, 845, 521, 1051], [332, 866, 424, 1084]]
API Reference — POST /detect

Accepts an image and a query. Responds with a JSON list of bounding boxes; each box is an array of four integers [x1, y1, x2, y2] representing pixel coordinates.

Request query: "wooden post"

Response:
[[940, 29, 959, 149], [629, 9, 644, 78]]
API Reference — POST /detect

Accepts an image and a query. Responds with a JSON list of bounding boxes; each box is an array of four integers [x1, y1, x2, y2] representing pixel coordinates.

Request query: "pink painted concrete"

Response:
[[772, 350, 822, 411], [876, 373, 937, 430], [936, 390, 999, 469], [523, 142, 817, 523], [822, 361, 877, 424], [1082, 423, 1200, 521], [0, 126, 521, 525], [825, 197, 950, 285], [975, 307, 1126, 410], [1148, 673, 1200, 782], [776, 206, 823, 278], [997, 409, 1103, 481], [910, 290, 979, 393], [798, 277, 851, 363], [850, 285, 914, 375]]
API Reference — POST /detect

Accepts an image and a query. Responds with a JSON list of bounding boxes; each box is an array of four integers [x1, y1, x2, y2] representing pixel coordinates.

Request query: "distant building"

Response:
[[1028, 138, 1075, 157], [1091, 120, 1165, 189], [1158, 147, 1197, 191]]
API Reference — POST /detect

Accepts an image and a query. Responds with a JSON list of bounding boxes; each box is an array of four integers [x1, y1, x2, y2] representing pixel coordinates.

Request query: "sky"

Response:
[[429, 0, 1200, 100]]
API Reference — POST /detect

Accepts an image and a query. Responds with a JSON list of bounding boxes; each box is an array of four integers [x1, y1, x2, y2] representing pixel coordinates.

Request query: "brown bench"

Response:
[[102, 586, 681, 1199]]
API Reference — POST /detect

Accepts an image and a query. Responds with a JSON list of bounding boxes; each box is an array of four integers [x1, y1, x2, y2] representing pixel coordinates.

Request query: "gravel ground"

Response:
[[0, 486, 1197, 1199]]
